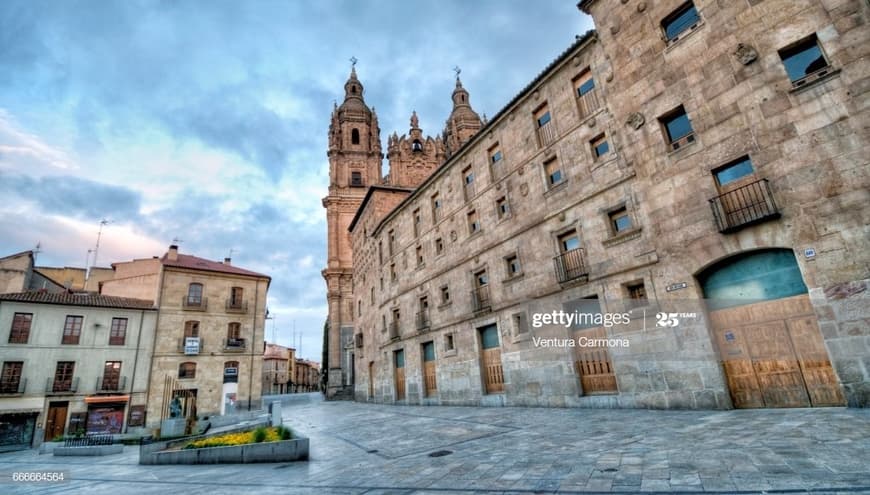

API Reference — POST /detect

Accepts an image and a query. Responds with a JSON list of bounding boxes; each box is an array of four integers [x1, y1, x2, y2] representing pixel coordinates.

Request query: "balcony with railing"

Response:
[[182, 296, 208, 311], [178, 336, 203, 354], [553, 248, 589, 284], [415, 310, 431, 331], [225, 338, 247, 351], [225, 299, 249, 314], [0, 378, 25, 395], [96, 375, 126, 393], [709, 178, 780, 233], [388, 322, 400, 340], [46, 377, 79, 394], [537, 121, 557, 148], [471, 285, 492, 313]]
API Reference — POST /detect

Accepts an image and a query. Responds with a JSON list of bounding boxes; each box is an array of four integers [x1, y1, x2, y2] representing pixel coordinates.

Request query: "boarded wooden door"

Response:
[[479, 324, 504, 393], [710, 294, 844, 408], [44, 402, 68, 441], [394, 350, 405, 401], [574, 327, 618, 394]]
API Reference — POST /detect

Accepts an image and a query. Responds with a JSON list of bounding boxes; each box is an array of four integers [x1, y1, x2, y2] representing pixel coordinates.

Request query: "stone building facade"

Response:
[[344, 0, 869, 409], [262, 343, 294, 396], [0, 292, 156, 450], [101, 245, 270, 426]]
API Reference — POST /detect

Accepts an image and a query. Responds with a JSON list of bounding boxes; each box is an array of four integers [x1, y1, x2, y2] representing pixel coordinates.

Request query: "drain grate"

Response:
[[366, 449, 379, 454], [601, 467, 618, 472], [428, 450, 453, 457]]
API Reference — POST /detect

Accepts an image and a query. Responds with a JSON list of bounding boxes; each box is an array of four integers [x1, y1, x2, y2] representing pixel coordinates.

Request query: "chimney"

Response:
[[224, 257, 232, 266], [168, 245, 179, 261]]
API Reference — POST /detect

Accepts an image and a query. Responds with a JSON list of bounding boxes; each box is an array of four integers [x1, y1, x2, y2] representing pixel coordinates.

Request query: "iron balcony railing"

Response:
[[64, 433, 113, 447], [388, 322, 400, 340], [225, 299, 249, 313], [471, 285, 492, 313], [537, 121, 557, 148], [46, 376, 79, 393], [415, 310, 431, 331], [97, 375, 126, 393], [553, 248, 589, 284], [709, 178, 780, 233], [182, 296, 208, 311], [225, 338, 247, 351], [0, 378, 26, 394]]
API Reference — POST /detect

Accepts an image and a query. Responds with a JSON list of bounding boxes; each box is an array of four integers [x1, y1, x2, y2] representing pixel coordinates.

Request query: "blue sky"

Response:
[[0, 1, 593, 359]]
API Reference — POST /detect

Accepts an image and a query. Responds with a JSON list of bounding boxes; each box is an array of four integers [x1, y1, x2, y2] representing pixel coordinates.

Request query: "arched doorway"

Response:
[[699, 249, 844, 408]]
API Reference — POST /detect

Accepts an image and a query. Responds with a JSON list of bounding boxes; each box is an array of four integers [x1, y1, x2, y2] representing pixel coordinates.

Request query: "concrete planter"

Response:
[[54, 444, 124, 456], [140, 436, 308, 464]]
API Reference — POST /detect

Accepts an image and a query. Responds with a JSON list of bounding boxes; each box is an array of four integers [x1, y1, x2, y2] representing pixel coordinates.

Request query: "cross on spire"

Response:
[[350, 56, 358, 68], [453, 65, 461, 79]]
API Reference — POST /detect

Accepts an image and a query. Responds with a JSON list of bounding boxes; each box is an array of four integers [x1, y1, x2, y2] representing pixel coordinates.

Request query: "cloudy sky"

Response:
[[0, 1, 593, 360]]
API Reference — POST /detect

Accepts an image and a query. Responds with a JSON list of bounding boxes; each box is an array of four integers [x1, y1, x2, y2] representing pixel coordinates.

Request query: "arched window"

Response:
[[187, 283, 203, 305], [184, 321, 199, 338], [351, 128, 360, 145], [179, 362, 196, 379], [412, 140, 423, 152]]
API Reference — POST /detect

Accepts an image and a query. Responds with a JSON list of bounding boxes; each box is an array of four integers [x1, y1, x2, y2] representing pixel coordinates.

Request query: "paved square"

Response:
[[2, 394, 869, 494]]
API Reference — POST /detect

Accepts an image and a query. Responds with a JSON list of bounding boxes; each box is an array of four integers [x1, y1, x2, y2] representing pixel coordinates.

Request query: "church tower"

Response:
[[322, 64, 382, 397], [386, 111, 446, 188], [443, 74, 483, 157]]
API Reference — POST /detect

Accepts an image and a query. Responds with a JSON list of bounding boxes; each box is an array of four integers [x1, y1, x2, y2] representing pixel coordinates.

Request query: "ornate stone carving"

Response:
[[520, 183, 529, 197], [450, 230, 457, 241], [734, 43, 758, 65], [637, 1, 646, 12], [610, 24, 620, 35], [587, 117, 596, 128], [626, 112, 645, 129]]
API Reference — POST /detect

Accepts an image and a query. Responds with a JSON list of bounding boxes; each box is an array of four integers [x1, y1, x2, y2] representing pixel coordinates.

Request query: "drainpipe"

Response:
[[248, 279, 260, 411]]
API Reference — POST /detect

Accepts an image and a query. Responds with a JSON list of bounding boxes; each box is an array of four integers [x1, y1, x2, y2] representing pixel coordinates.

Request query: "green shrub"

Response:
[[253, 426, 267, 443], [276, 425, 292, 440], [51, 435, 64, 442]]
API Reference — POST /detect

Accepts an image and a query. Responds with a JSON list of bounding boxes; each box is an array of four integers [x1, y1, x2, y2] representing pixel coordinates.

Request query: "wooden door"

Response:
[[710, 294, 844, 408], [368, 362, 374, 399], [44, 402, 68, 441], [394, 350, 405, 401], [574, 328, 618, 394], [479, 324, 504, 394], [422, 341, 437, 397]]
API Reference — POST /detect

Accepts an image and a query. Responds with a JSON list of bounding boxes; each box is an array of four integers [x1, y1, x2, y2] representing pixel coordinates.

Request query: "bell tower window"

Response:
[[412, 140, 423, 152], [351, 128, 360, 145]]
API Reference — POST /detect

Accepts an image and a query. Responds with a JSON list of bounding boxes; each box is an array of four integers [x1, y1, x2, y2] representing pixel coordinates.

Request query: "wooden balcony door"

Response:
[[394, 350, 405, 401], [479, 324, 504, 394], [44, 401, 68, 441]]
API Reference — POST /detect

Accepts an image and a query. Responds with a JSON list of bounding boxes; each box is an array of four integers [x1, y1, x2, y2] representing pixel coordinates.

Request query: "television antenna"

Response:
[[86, 219, 111, 282]]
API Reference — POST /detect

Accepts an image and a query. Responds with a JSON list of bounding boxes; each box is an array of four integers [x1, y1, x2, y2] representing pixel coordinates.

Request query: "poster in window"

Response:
[[127, 405, 146, 427]]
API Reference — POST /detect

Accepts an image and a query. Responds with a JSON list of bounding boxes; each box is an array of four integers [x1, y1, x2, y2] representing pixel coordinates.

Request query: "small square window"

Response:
[[505, 254, 521, 277], [779, 34, 830, 86], [445, 333, 455, 351], [626, 281, 648, 309], [662, 1, 701, 43], [435, 237, 444, 255], [512, 312, 529, 336], [591, 134, 610, 158], [544, 158, 563, 186], [609, 207, 632, 234], [659, 106, 695, 151], [496, 197, 510, 220], [714, 156, 755, 186]]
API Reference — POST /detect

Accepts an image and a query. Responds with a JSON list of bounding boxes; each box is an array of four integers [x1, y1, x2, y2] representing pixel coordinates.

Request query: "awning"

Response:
[[85, 395, 129, 404]]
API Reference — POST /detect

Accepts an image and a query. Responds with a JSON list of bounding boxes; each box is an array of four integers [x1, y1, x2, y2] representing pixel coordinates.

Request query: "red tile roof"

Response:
[[161, 253, 270, 279], [0, 291, 155, 310]]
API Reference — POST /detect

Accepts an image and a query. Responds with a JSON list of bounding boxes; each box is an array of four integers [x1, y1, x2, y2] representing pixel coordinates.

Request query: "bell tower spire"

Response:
[[443, 67, 483, 156]]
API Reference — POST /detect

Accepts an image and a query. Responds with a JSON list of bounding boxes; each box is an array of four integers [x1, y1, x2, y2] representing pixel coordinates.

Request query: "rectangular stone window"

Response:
[[505, 253, 521, 278], [609, 207, 633, 234], [109, 317, 127, 345], [467, 209, 480, 235], [544, 157, 563, 187], [388, 229, 396, 256], [0, 361, 23, 393], [435, 237, 444, 255], [415, 245, 424, 267], [350, 171, 364, 187], [496, 196, 510, 220], [625, 281, 648, 309], [8, 313, 32, 344], [661, 1, 701, 44], [444, 332, 455, 351], [512, 312, 529, 336], [572, 68, 600, 118], [62, 315, 83, 345], [714, 156, 755, 186], [778, 34, 831, 88], [462, 166, 475, 201], [370, 286, 375, 304], [440, 285, 451, 305], [659, 105, 695, 151], [534, 103, 556, 147], [558, 230, 580, 252], [390, 263, 397, 282], [489, 143, 503, 176], [431, 192, 442, 221], [591, 134, 610, 159], [413, 208, 421, 237]]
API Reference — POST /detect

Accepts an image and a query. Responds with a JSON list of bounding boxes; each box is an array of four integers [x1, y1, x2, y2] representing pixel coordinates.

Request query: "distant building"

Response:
[[294, 359, 320, 393], [0, 251, 66, 294], [262, 343, 295, 395], [0, 291, 156, 451], [36, 266, 114, 292]]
